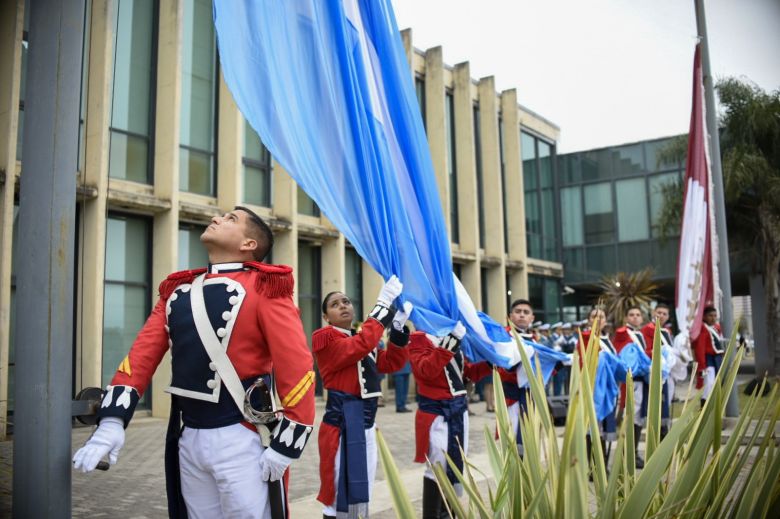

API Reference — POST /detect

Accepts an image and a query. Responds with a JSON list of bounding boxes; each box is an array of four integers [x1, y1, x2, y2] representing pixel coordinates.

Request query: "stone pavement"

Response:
[[0, 398, 499, 518]]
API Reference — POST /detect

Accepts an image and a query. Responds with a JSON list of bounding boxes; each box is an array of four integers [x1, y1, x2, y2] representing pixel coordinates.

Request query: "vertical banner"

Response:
[[675, 44, 719, 343]]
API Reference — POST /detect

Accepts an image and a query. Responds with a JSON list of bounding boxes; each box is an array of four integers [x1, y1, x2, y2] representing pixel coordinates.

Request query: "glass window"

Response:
[[644, 138, 683, 172], [538, 140, 552, 189], [344, 247, 363, 319], [243, 120, 272, 207], [541, 189, 556, 260], [180, 0, 217, 195], [453, 263, 462, 281], [615, 178, 649, 241], [527, 275, 544, 320], [298, 187, 320, 217], [563, 248, 586, 283], [521, 132, 537, 190], [560, 154, 581, 184], [445, 92, 459, 243], [585, 244, 616, 277], [109, 0, 156, 183], [297, 242, 322, 394], [649, 172, 680, 238], [544, 277, 561, 322], [581, 150, 611, 181], [618, 242, 651, 271], [613, 144, 643, 177], [178, 224, 208, 270], [583, 182, 615, 244], [414, 76, 426, 131], [560, 186, 583, 247], [103, 215, 151, 409], [474, 105, 485, 248], [651, 240, 679, 278]]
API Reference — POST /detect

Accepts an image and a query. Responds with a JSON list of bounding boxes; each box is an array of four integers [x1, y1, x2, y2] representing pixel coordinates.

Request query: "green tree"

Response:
[[656, 78, 780, 379]]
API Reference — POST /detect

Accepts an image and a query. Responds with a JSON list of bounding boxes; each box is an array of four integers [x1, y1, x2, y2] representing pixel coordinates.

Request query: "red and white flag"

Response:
[[676, 44, 720, 342]]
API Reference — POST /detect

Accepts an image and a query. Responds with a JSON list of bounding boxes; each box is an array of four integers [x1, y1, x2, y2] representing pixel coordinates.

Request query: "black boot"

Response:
[[660, 425, 668, 441], [422, 477, 443, 519], [634, 424, 644, 469], [323, 515, 336, 519]]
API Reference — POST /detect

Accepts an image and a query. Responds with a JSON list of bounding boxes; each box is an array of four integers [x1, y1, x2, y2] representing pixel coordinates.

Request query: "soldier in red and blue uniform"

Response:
[[409, 323, 491, 518], [692, 305, 725, 405], [73, 207, 316, 519], [313, 278, 411, 519], [641, 303, 674, 436], [614, 305, 652, 469]]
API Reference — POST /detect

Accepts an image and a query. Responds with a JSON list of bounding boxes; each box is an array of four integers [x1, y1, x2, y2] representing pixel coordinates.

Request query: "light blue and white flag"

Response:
[[213, 0, 520, 368]]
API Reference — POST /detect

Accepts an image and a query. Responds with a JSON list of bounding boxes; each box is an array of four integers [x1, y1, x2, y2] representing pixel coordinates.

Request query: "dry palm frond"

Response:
[[598, 268, 659, 326]]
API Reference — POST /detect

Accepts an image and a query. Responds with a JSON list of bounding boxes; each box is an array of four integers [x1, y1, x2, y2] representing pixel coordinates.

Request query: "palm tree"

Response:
[[598, 268, 659, 327], [656, 78, 780, 380]]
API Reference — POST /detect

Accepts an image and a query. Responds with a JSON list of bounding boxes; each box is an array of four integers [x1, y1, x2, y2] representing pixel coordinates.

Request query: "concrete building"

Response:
[[0, 0, 562, 437]]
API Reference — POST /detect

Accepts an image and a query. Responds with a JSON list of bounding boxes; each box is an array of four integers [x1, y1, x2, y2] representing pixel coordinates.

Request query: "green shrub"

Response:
[[377, 323, 780, 518]]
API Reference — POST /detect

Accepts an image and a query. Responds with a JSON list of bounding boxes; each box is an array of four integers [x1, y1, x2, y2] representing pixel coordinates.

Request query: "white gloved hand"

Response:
[[451, 321, 466, 340], [392, 301, 414, 331], [72, 417, 125, 473], [259, 447, 294, 482], [376, 275, 403, 307]]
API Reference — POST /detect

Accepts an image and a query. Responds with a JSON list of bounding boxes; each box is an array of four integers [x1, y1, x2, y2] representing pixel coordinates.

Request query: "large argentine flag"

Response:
[[676, 44, 720, 343], [213, 1, 522, 367]]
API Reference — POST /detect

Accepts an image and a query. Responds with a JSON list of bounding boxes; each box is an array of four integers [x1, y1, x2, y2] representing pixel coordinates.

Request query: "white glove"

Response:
[[392, 301, 414, 331], [451, 321, 466, 340], [376, 275, 403, 307], [259, 447, 294, 482], [72, 417, 125, 473]]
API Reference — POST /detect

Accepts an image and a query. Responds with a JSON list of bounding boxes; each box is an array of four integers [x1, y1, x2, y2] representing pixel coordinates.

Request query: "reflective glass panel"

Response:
[[583, 182, 615, 244], [616, 178, 649, 241]]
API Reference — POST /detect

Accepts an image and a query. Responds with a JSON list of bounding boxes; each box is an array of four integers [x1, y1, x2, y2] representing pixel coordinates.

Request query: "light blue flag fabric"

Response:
[[516, 340, 570, 387], [594, 351, 624, 421], [618, 342, 652, 379], [213, 1, 520, 368]]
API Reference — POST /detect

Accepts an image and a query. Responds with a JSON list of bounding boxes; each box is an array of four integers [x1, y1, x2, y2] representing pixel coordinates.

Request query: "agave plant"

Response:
[[598, 268, 659, 326], [377, 322, 780, 518]]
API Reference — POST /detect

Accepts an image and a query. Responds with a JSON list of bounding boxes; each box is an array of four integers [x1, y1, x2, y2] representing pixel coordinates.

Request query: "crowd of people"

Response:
[[71, 209, 728, 519]]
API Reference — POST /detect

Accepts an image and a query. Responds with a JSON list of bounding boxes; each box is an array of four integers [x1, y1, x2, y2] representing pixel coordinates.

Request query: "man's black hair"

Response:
[[627, 304, 643, 313], [655, 302, 671, 311], [509, 299, 533, 312], [322, 291, 348, 315], [704, 305, 717, 314], [235, 206, 274, 261]]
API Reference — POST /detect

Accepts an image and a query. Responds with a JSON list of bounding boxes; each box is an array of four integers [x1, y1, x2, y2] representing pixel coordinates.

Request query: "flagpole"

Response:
[[694, 0, 738, 417]]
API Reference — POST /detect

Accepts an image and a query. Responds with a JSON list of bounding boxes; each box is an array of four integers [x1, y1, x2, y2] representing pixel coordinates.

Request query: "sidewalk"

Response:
[[0, 399, 499, 518]]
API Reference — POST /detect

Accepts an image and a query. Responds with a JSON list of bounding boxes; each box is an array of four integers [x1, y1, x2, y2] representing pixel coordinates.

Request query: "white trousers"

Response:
[[323, 425, 378, 517], [179, 423, 271, 519], [423, 411, 469, 482], [634, 380, 645, 427], [702, 366, 717, 400]]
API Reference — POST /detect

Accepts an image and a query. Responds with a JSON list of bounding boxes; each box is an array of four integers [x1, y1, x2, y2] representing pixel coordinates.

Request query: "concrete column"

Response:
[[423, 47, 449, 238], [217, 69, 242, 211], [321, 234, 345, 296], [478, 77, 507, 321], [500, 89, 528, 299], [453, 62, 480, 297], [78, 0, 116, 391], [150, 0, 182, 418], [272, 163, 298, 303], [400, 28, 413, 68], [0, 0, 24, 439]]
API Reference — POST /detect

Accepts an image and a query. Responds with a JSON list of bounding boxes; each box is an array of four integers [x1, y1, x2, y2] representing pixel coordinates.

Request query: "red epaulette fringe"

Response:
[[244, 261, 295, 299], [158, 268, 207, 300]]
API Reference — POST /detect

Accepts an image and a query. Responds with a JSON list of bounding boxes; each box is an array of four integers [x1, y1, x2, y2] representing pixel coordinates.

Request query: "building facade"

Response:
[[556, 136, 686, 322], [0, 0, 562, 436]]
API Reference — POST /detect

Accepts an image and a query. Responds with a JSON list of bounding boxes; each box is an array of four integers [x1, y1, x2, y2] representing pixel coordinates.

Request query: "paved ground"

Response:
[[0, 398, 498, 518], [0, 372, 763, 517]]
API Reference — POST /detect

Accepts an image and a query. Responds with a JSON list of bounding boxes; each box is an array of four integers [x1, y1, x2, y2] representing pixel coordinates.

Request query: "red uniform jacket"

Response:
[[692, 322, 723, 371], [103, 262, 316, 456], [313, 318, 408, 506], [613, 325, 646, 353], [408, 332, 490, 463], [641, 322, 674, 358]]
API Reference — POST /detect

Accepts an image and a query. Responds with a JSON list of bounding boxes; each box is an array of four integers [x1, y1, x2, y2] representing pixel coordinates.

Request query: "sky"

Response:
[[391, 0, 780, 153]]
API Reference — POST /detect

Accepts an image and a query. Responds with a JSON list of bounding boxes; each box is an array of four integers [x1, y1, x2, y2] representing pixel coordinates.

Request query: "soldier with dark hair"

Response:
[[73, 208, 315, 519]]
